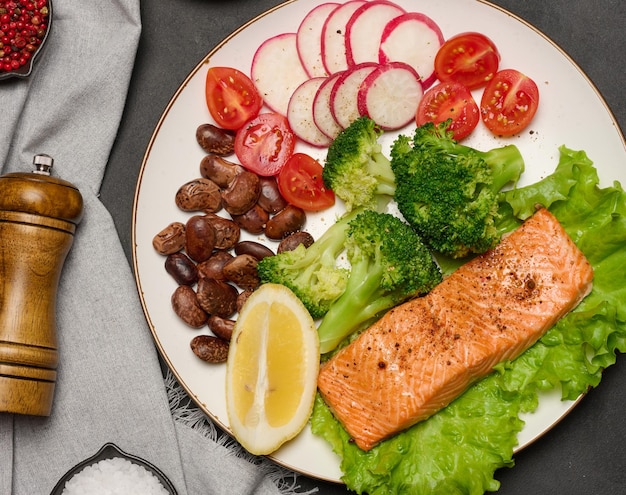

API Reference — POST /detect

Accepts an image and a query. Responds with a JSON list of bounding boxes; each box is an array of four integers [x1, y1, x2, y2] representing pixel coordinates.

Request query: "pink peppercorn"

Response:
[[0, 0, 48, 73]]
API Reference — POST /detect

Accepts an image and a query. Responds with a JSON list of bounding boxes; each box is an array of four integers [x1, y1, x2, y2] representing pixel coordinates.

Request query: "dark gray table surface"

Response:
[[102, 1, 626, 493]]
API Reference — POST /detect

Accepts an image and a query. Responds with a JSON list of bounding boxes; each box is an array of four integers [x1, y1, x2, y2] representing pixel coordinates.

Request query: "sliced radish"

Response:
[[312, 71, 345, 139], [287, 77, 333, 147], [379, 12, 444, 89], [345, 0, 406, 66], [321, 0, 366, 75], [330, 62, 379, 129], [357, 61, 424, 130], [251, 33, 310, 116], [297, 2, 340, 78]]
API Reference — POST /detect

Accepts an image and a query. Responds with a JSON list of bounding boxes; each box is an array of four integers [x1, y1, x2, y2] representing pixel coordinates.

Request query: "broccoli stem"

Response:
[[289, 209, 358, 274], [445, 142, 525, 195], [370, 152, 397, 196], [317, 257, 387, 354], [479, 145, 526, 193]]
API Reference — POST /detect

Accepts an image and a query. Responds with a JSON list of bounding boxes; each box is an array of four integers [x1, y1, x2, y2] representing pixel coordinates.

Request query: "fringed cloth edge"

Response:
[[164, 369, 319, 495]]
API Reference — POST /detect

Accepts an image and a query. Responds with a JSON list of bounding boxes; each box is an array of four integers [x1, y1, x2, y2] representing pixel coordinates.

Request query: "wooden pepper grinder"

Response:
[[0, 154, 83, 416]]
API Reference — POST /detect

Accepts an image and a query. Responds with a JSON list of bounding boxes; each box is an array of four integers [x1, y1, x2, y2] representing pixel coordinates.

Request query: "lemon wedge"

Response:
[[225, 283, 320, 455]]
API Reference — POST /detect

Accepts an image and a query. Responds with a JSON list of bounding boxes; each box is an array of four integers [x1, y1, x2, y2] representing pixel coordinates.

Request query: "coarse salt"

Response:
[[61, 456, 170, 495]]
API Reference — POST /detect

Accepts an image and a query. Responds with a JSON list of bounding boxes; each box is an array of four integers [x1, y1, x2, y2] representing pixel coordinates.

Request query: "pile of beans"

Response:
[[152, 124, 314, 363]]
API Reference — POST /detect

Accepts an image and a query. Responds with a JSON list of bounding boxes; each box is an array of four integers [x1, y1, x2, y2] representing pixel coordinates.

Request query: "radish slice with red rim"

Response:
[[379, 12, 444, 89], [321, 0, 366, 75], [330, 62, 379, 129], [345, 0, 406, 66], [357, 61, 424, 130], [297, 2, 340, 78], [312, 71, 345, 139], [251, 32, 309, 116], [288, 77, 334, 147]]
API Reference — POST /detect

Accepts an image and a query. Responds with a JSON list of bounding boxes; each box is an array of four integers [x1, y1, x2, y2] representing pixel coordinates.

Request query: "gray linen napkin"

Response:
[[0, 1, 306, 494]]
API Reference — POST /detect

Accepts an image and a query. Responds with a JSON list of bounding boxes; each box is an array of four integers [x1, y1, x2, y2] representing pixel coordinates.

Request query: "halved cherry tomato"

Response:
[[434, 32, 500, 90], [416, 81, 479, 140], [205, 67, 263, 130], [234, 113, 296, 176], [480, 69, 539, 136], [277, 153, 335, 211]]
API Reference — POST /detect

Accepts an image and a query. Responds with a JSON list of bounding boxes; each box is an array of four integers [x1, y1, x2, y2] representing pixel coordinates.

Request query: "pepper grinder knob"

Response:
[[33, 153, 54, 175], [0, 154, 83, 416]]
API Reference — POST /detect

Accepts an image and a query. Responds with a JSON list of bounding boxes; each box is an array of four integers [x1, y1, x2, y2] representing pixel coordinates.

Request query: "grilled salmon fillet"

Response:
[[317, 208, 594, 451]]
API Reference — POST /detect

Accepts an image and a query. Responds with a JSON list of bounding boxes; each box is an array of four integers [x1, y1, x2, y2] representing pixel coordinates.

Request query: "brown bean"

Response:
[[196, 278, 238, 318], [172, 286, 207, 328], [175, 178, 222, 213], [185, 215, 216, 263], [235, 240, 275, 260], [222, 254, 260, 291], [257, 176, 288, 214], [165, 252, 198, 286], [204, 214, 241, 250], [265, 204, 306, 240], [200, 155, 243, 188], [221, 170, 261, 216], [197, 250, 233, 281], [196, 124, 235, 156], [236, 289, 253, 313], [208, 315, 235, 342], [278, 231, 315, 253], [231, 204, 269, 234], [152, 222, 186, 255], [190, 335, 229, 364]]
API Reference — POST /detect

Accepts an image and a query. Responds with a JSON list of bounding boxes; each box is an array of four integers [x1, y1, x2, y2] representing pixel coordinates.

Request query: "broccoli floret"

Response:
[[322, 116, 396, 212], [256, 209, 362, 319], [390, 120, 525, 259], [317, 209, 442, 354]]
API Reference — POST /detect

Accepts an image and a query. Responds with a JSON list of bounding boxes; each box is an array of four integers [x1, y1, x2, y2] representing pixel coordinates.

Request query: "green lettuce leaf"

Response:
[[310, 146, 626, 494]]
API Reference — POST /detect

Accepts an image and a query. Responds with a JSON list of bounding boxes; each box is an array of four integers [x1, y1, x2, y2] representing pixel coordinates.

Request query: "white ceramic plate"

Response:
[[133, 0, 626, 483]]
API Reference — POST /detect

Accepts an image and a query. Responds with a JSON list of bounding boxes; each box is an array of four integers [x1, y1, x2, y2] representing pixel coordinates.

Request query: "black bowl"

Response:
[[49, 442, 178, 495], [0, 0, 53, 81]]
